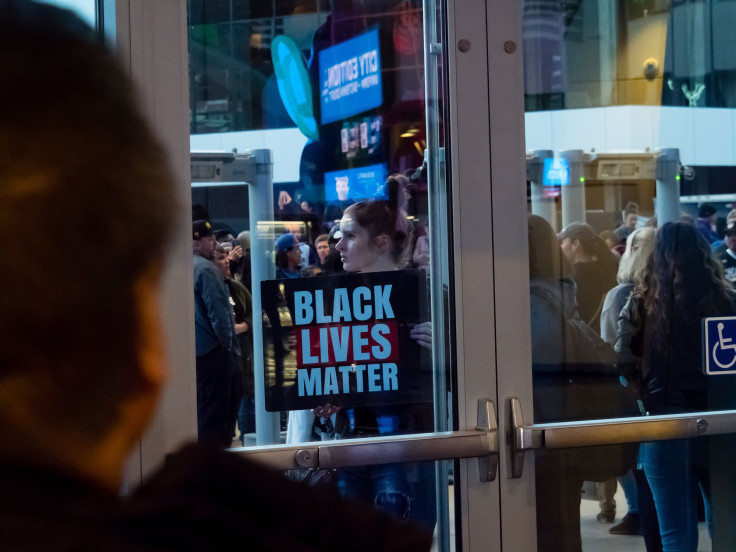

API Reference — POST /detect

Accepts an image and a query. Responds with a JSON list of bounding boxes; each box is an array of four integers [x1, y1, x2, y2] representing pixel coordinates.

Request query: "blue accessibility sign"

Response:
[[703, 317, 736, 375]]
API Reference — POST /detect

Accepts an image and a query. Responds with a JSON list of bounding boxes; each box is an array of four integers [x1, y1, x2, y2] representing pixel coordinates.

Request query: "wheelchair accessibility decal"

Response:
[[704, 317, 736, 375]]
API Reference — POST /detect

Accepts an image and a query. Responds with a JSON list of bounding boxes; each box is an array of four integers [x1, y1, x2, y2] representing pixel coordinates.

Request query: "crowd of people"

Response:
[[192, 172, 433, 445], [0, 2, 433, 550], [531, 200, 736, 552], [192, 171, 437, 528]]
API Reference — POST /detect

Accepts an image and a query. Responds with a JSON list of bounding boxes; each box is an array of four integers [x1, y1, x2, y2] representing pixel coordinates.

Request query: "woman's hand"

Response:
[[312, 403, 340, 418], [278, 190, 293, 211], [234, 321, 249, 335], [228, 245, 243, 262], [410, 321, 432, 350]]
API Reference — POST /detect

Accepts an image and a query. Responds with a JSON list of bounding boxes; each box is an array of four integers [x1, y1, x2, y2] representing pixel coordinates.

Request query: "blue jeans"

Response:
[[640, 439, 710, 552]]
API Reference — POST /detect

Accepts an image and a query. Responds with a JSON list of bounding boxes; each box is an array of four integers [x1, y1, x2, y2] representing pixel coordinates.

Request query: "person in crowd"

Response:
[[315, 233, 330, 266], [696, 203, 719, 244], [0, 3, 433, 550], [600, 230, 624, 259], [288, 174, 434, 528], [599, 228, 662, 546], [717, 222, 736, 282], [600, 228, 655, 350], [613, 202, 640, 244], [558, 222, 618, 334], [284, 221, 319, 267], [411, 224, 431, 270], [274, 232, 303, 279], [215, 227, 235, 243], [193, 220, 240, 447], [711, 209, 736, 255], [320, 224, 345, 274], [616, 222, 736, 551], [231, 230, 252, 290], [214, 244, 254, 443], [528, 214, 586, 551], [334, 175, 433, 526], [557, 221, 620, 522]]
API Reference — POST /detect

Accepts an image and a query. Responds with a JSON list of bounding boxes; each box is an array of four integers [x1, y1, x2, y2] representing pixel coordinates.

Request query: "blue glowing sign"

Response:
[[704, 317, 736, 375], [543, 158, 570, 187], [319, 29, 383, 125], [324, 163, 387, 202]]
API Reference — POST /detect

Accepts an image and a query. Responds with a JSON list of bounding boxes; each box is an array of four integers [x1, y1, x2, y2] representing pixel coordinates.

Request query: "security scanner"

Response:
[[191, 150, 281, 445], [527, 148, 681, 231]]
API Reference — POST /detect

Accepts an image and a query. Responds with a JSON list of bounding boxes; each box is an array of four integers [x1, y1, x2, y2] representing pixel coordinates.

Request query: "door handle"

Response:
[[232, 399, 499, 482], [507, 396, 736, 478]]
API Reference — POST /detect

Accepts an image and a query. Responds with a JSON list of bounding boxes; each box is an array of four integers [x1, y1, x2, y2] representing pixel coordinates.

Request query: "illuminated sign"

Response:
[[319, 29, 383, 124], [543, 158, 570, 187], [324, 163, 388, 202]]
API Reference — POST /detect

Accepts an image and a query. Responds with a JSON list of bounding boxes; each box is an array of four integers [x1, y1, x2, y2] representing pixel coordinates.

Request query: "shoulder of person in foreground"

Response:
[[125, 443, 433, 552]]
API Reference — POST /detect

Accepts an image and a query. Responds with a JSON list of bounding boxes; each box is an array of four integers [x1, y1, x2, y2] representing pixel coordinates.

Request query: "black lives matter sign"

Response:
[[261, 270, 431, 411]]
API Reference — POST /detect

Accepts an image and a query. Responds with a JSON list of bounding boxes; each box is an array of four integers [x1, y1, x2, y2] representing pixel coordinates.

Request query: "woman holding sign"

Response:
[[287, 174, 434, 527]]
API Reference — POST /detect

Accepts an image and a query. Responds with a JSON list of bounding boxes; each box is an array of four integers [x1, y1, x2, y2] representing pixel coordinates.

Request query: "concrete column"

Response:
[[560, 149, 586, 228], [248, 149, 281, 445], [655, 148, 681, 225]]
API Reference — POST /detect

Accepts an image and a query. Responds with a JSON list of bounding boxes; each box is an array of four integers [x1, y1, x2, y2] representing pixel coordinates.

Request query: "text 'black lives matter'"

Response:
[[261, 270, 431, 411]]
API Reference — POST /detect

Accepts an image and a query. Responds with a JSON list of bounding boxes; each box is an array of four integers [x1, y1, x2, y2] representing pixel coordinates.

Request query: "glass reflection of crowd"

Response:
[[532, 200, 736, 552], [284, 174, 436, 529], [191, 169, 436, 527]]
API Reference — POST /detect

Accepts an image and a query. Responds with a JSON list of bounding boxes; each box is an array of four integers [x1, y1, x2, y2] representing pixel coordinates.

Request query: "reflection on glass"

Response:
[[35, 0, 96, 27], [524, 0, 736, 549], [279, 175, 435, 528], [187, 0, 453, 535]]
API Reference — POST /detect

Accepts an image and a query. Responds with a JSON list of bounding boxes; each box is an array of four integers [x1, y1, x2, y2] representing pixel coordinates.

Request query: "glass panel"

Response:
[[35, 0, 97, 27], [188, 0, 456, 542], [523, 1, 736, 550]]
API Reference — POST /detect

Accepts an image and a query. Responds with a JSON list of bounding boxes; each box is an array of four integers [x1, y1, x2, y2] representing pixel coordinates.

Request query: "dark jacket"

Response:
[[571, 259, 617, 335], [616, 292, 736, 414], [0, 444, 431, 551]]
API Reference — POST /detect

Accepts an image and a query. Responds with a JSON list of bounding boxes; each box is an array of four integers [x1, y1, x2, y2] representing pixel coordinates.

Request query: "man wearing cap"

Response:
[[321, 225, 345, 274], [696, 203, 719, 244], [274, 232, 303, 278], [719, 222, 736, 282], [558, 222, 618, 334], [193, 219, 240, 447]]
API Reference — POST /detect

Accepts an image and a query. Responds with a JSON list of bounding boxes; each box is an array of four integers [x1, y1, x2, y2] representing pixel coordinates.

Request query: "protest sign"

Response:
[[261, 270, 431, 411]]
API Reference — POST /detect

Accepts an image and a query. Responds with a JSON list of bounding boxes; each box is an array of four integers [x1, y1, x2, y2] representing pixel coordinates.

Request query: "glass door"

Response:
[[492, 0, 736, 550], [186, 0, 500, 549], [115, 0, 736, 549]]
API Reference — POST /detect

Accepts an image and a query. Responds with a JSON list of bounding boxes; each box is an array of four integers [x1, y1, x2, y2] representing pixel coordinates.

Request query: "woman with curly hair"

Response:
[[616, 221, 735, 551]]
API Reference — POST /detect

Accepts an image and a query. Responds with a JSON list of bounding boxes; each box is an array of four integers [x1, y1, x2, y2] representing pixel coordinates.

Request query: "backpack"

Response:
[[531, 286, 639, 481]]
